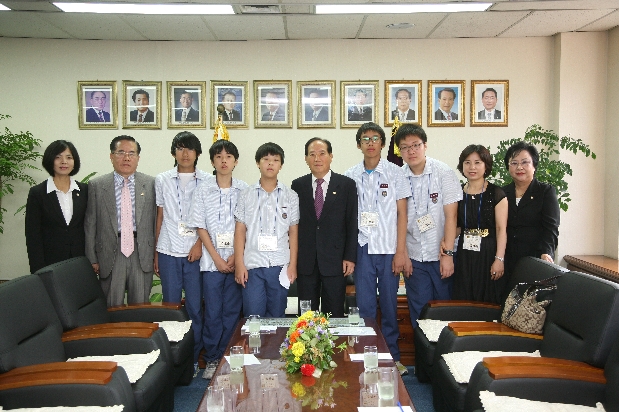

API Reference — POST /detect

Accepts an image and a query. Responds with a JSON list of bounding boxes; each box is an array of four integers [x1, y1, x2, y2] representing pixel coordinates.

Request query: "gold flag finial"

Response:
[[392, 116, 402, 157], [213, 104, 230, 142]]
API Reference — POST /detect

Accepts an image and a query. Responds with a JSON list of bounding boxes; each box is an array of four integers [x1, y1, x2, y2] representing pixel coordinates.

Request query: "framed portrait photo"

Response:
[[471, 80, 509, 127], [254, 81, 292, 128], [78, 81, 117, 129], [211, 81, 248, 129], [122, 80, 162, 130], [167, 81, 205, 129], [427, 80, 465, 127], [341, 81, 378, 128], [384, 80, 422, 127], [297, 81, 335, 129]]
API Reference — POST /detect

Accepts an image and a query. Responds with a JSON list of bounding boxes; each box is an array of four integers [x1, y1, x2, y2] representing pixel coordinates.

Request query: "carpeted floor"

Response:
[[172, 366, 435, 412]]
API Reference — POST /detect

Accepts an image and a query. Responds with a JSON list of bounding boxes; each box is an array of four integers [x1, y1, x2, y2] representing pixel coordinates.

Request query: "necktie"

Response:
[[400, 112, 405, 121], [228, 111, 233, 120], [181, 109, 187, 122], [315, 178, 324, 219], [270, 112, 275, 121], [487, 112, 492, 121], [138, 113, 143, 123], [312, 112, 318, 121], [120, 178, 134, 257], [98, 111, 105, 122], [447, 113, 452, 121]]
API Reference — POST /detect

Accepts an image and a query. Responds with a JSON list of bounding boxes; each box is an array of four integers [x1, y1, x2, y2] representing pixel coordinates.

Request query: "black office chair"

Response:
[[414, 257, 566, 382], [431, 270, 619, 412], [35, 256, 194, 386], [0, 275, 170, 412]]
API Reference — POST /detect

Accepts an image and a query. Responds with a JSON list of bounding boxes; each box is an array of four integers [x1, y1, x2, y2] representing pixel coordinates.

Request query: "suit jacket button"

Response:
[[317, 226, 320, 230]]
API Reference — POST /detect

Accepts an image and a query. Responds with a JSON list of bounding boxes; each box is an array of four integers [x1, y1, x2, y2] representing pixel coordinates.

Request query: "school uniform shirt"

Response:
[[403, 157, 462, 262], [234, 181, 300, 270], [155, 168, 208, 257], [345, 158, 411, 255], [189, 175, 248, 272]]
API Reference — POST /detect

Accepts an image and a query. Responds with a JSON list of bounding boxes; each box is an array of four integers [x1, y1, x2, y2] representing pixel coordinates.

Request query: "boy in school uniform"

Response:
[[154, 131, 208, 375], [234, 142, 299, 318], [190, 139, 248, 380], [395, 124, 461, 329], [344, 122, 412, 376]]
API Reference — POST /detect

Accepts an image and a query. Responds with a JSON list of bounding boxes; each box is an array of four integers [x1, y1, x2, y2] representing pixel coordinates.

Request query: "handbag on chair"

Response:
[[501, 276, 561, 334]]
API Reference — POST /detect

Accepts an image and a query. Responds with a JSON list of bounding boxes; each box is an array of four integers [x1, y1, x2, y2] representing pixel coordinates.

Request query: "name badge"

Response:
[[178, 221, 196, 237], [416, 214, 436, 233], [360, 211, 379, 227], [216, 232, 234, 249], [463, 233, 481, 252], [258, 234, 278, 251]]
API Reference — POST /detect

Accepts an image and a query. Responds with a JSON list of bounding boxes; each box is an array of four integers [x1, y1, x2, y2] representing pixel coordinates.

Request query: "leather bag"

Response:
[[501, 276, 560, 334]]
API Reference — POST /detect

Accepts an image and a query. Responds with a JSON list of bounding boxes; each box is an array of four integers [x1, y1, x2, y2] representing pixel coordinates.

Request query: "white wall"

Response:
[[0, 34, 606, 279], [605, 26, 619, 259]]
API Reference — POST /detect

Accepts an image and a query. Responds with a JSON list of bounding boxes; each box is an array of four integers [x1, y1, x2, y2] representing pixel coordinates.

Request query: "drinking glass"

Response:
[[364, 345, 378, 372], [248, 314, 261, 335], [206, 386, 224, 412], [377, 367, 395, 400], [249, 334, 261, 354], [348, 306, 360, 326], [300, 300, 311, 314], [229, 346, 244, 372]]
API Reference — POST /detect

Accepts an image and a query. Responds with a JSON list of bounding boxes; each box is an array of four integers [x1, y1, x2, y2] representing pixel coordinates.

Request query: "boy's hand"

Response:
[[187, 242, 202, 263], [287, 265, 297, 284], [235, 265, 248, 288], [215, 256, 232, 273], [392, 250, 411, 276], [227, 254, 236, 272]]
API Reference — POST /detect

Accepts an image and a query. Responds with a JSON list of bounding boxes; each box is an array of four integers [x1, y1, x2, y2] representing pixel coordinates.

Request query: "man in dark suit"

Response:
[[304, 89, 329, 122], [434, 87, 458, 121], [85, 135, 156, 306], [174, 91, 199, 122], [261, 90, 285, 121], [221, 90, 242, 122], [291, 137, 358, 317], [390, 88, 416, 122], [129, 89, 154, 123], [348, 89, 372, 122], [477, 88, 502, 121], [85, 90, 111, 122]]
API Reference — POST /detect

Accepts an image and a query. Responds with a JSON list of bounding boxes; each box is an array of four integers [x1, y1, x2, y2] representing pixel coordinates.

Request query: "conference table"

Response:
[[197, 317, 415, 411]]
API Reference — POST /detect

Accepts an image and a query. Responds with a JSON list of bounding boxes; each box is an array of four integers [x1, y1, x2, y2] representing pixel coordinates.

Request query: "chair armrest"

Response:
[[69, 322, 159, 332], [482, 356, 602, 372], [0, 362, 117, 390], [448, 322, 544, 340], [108, 302, 188, 323], [420, 301, 502, 321], [62, 326, 155, 342], [488, 365, 606, 384]]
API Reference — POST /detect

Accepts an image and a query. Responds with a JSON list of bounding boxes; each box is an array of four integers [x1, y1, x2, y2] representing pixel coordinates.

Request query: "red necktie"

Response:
[[138, 113, 143, 123], [98, 111, 105, 122]]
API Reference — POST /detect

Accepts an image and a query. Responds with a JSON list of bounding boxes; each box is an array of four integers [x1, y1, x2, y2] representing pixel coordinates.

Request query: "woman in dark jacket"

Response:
[[25, 140, 88, 273], [502, 141, 560, 278]]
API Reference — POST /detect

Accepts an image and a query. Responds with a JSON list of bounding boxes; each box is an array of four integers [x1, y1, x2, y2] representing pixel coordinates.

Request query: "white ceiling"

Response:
[[0, 0, 618, 41]]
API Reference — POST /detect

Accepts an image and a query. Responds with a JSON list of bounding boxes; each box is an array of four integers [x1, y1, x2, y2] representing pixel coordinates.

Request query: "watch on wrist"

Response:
[[495, 255, 504, 262], [444, 249, 455, 257]]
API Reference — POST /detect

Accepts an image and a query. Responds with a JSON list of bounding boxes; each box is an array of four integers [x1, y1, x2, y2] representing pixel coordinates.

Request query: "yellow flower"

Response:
[[292, 341, 306, 357]]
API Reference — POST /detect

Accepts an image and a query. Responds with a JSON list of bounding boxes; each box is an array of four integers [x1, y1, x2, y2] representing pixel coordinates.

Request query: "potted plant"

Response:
[[489, 124, 596, 212], [0, 114, 42, 234]]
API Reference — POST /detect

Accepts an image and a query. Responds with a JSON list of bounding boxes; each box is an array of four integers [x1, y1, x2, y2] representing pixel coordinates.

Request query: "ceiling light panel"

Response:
[[53, 3, 234, 15], [316, 3, 492, 14]]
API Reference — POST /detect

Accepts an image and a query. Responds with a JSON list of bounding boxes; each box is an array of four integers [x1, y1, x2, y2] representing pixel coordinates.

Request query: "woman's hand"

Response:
[[541, 253, 554, 263], [490, 258, 504, 281]]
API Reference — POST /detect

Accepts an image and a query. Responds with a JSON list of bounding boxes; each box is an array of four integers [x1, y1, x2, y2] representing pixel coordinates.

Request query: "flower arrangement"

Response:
[[280, 311, 347, 375], [289, 368, 348, 409]]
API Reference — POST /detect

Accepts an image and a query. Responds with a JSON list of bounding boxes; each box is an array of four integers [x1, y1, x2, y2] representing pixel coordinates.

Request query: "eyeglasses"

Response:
[[509, 160, 533, 168], [399, 142, 424, 153], [175, 147, 195, 153], [113, 151, 137, 158], [360, 136, 381, 144]]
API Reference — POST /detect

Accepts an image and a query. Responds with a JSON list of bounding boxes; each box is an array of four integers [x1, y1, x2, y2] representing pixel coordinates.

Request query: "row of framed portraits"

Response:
[[77, 79, 509, 130]]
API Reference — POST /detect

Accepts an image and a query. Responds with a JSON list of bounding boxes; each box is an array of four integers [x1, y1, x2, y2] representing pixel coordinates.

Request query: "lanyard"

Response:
[[175, 172, 197, 221], [258, 186, 280, 235], [408, 174, 431, 216], [464, 180, 484, 231], [217, 186, 235, 229], [360, 171, 380, 212]]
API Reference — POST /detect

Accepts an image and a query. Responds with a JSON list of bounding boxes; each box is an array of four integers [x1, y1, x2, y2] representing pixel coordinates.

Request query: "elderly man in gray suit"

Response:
[[85, 135, 157, 306]]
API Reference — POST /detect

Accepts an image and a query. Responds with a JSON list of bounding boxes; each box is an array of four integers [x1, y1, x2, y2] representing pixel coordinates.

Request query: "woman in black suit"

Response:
[[25, 140, 88, 273], [502, 141, 560, 278]]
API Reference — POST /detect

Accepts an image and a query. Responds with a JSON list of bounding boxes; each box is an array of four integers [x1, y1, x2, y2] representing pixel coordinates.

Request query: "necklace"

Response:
[[466, 180, 486, 199]]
